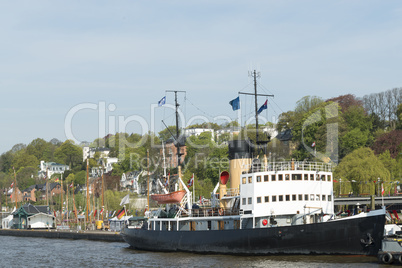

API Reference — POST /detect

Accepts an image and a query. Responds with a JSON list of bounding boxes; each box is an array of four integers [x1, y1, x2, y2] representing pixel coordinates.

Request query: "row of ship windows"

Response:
[[242, 174, 332, 184], [242, 194, 332, 205]]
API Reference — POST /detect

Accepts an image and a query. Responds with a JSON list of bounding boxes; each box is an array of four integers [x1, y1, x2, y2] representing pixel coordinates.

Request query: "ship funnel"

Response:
[[220, 171, 229, 185], [228, 140, 252, 190]]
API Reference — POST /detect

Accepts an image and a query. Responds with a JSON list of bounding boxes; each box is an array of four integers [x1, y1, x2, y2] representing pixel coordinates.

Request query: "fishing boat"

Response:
[[121, 72, 385, 255]]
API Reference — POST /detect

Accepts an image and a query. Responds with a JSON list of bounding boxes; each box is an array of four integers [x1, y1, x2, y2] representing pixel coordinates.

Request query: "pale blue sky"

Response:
[[1, 1, 401, 154]]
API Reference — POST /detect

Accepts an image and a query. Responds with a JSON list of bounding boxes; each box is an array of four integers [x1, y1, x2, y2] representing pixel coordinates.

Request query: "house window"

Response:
[[278, 174, 283, 181], [248, 177, 252, 183], [257, 197, 262, 203], [304, 174, 308, 180], [321, 175, 325, 181], [292, 194, 296, 201], [316, 174, 320, 181], [279, 195, 283, 202], [327, 175, 332, 181], [264, 196, 269, 203], [256, 176, 261, 183], [264, 175, 269, 182], [310, 194, 314, 201], [272, 196, 277, 202], [316, 194, 320, 201], [285, 174, 290, 181], [285, 195, 290, 201], [298, 194, 303, 201], [305, 194, 309, 201], [322, 195, 326, 201], [242, 198, 246, 205], [271, 175, 276, 181], [242, 177, 246, 184], [328, 195, 332, 201], [310, 174, 314, 180], [248, 197, 252, 205]]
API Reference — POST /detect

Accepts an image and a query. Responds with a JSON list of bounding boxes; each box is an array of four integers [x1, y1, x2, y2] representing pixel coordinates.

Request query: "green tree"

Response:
[[54, 140, 83, 169], [378, 150, 398, 180], [158, 126, 178, 141], [74, 170, 87, 186], [294, 95, 324, 115], [334, 148, 390, 195], [26, 138, 56, 162], [396, 103, 402, 130], [16, 167, 37, 191], [0, 151, 14, 173], [12, 150, 39, 171], [340, 128, 371, 157], [65, 173, 75, 186], [291, 101, 342, 161]]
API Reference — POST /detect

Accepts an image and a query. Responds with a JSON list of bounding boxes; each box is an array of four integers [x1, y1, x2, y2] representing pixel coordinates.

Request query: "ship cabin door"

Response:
[[190, 221, 196, 231], [219, 221, 224, 230]]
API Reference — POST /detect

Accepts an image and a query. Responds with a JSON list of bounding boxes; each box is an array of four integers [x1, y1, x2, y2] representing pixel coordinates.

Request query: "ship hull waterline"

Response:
[[121, 213, 385, 256]]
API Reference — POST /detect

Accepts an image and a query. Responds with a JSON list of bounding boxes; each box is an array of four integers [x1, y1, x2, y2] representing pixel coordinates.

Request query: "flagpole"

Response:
[[193, 173, 195, 204], [61, 173, 63, 225], [66, 178, 69, 224], [92, 182, 95, 224], [72, 182, 78, 225], [147, 149, 150, 211], [46, 167, 49, 208], [13, 167, 17, 209]]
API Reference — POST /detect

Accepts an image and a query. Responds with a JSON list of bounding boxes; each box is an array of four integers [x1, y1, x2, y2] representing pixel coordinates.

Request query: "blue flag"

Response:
[[158, 96, 166, 107], [229, 96, 240, 111], [257, 99, 268, 114]]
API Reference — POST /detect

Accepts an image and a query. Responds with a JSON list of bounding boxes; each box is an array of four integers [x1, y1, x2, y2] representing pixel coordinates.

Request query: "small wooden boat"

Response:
[[151, 190, 186, 204]]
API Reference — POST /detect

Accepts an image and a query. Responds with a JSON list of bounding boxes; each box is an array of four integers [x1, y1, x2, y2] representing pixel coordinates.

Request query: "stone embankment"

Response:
[[0, 229, 124, 242]]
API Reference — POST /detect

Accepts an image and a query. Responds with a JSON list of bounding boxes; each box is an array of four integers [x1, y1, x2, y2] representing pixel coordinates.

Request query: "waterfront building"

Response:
[[12, 203, 55, 229]]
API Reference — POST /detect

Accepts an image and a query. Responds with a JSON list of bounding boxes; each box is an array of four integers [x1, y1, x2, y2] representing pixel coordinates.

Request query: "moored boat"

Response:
[[122, 72, 386, 255], [121, 139, 386, 255]]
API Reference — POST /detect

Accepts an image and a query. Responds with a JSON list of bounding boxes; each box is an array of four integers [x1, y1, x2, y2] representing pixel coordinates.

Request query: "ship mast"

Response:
[[86, 158, 90, 224], [239, 70, 274, 151], [162, 140, 167, 179], [60, 173, 63, 224], [166, 90, 186, 167], [101, 164, 104, 225]]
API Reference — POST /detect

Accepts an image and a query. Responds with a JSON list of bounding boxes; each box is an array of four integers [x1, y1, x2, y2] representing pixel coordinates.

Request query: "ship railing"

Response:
[[191, 208, 240, 218], [242, 161, 332, 173], [226, 188, 240, 197]]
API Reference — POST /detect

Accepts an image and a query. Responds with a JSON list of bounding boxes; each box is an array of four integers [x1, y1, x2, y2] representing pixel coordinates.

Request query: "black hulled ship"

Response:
[[122, 139, 385, 255]]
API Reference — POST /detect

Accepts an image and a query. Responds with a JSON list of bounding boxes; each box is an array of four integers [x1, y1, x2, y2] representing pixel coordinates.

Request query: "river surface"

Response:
[[0, 235, 384, 267]]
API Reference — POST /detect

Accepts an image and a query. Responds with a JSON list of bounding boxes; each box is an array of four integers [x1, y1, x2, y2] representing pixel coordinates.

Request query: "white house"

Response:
[[184, 128, 215, 140], [121, 171, 143, 194], [105, 157, 118, 173], [1, 215, 13, 229], [27, 213, 56, 229], [83, 147, 111, 162], [39, 161, 69, 178]]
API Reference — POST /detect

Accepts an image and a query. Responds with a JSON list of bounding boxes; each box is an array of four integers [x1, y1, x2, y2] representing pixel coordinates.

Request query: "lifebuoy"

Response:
[[382, 252, 393, 264], [218, 208, 223, 216]]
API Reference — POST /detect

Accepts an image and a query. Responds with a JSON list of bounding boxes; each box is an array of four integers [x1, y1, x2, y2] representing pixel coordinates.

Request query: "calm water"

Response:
[[0, 236, 383, 267]]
